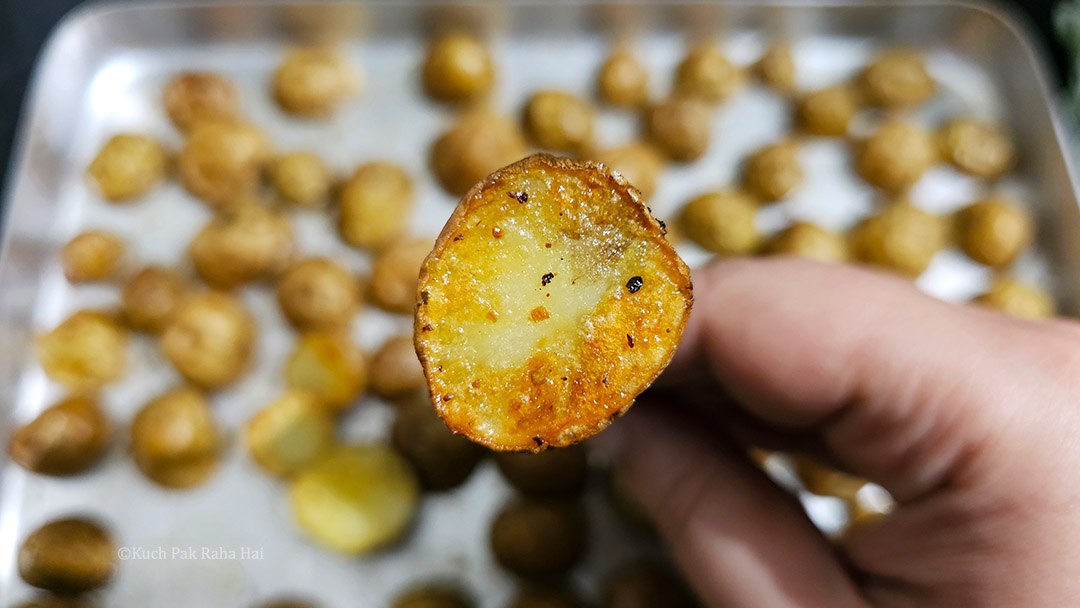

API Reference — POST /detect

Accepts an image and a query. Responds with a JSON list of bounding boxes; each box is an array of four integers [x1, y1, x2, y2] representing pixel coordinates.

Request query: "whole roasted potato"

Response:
[[131, 387, 221, 488], [163, 72, 241, 132], [18, 518, 115, 594], [273, 47, 358, 116], [285, 331, 366, 412], [523, 91, 595, 153], [160, 291, 255, 389], [393, 586, 473, 608], [755, 43, 796, 94], [590, 142, 664, 200], [61, 230, 126, 283], [179, 121, 271, 208], [431, 110, 527, 196], [276, 258, 361, 330], [954, 197, 1033, 268], [8, 396, 110, 476], [849, 201, 947, 278], [371, 238, 431, 314], [597, 50, 649, 107], [246, 390, 336, 477], [37, 311, 128, 390], [645, 97, 712, 162], [678, 190, 759, 255], [423, 33, 495, 103], [86, 134, 167, 202], [495, 443, 587, 497], [370, 335, 426, 399], [337, 162, 413, 250], [490, 499, 587, 580], [796, 85, 861, 137], [189, 203, 296, 289], [763, 222, 848, 263], [855, 122, 937, 193], [675, 44, 744, 102], [269, 152, 331, 208], [743, 141, 802, 202], [859, 48, 935, 109], [937, 118, 1014, 179], [973, 276, 1055, 320], [122, 266, 189, 333], [391, 394, 485, 491]]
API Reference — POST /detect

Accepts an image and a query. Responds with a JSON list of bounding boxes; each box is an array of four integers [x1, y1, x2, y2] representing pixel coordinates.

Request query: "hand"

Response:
[[600, 258, 1080, 607]]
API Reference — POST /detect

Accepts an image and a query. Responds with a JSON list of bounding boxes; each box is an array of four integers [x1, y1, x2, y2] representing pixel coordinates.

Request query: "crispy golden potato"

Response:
[[61, 230, 126, 283], [431, 110, 527, 196], [678, 190, 759, 255], [285, 331, 366, 412], [8, 396, 110, 476], [743, 141, 802, 202], [391, 395, 485, 491], [794, 457, 867, 501], [796, 85, 861, 137], [122, 266, 188, 333], [160, 292, 255, 389], [855, 122, 937, 193], [163, 72, 241, 132], [938, 118, 1015, 179], [269, 152, 331, 208], [290, 444, 420, 554], [372, 238, 431, 314], [495, 443, 587, 497], [675, 44, 744, 102], [507, 587, 584, 608], [755, 43, 796, 94], [763, 222, 849, 262], [246, 390, 336, 477], [18, 518, 115, 594], [416, 155, 691, 451], [954, 197, 1033, 268], [645, 97, 712, 162], [190, 203, 296, 289], [86, 134, 167, 202], [602, 561, 698, 608], [37, 311, 128, 390], [131, 387, 220, 488], [394, 586, 473, 608], [859, 48, 935, 109], [276, 258, 360, 330], [337, 162, 414, 250], [597, 50, 649, 107], [590, 142, 664, 200], [490, 499, 586, 580], [973, 276, 1055, 319], [423, 33, 495, 103], [370, 335, 425, 399], [523, 91, 595, 153], [273, 48, 358, 116], [849, 201, 947, 278], [179, 121, 271, 208]]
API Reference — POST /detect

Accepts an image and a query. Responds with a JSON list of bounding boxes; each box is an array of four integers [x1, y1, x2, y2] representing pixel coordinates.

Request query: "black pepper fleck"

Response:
[[561, 376, 567, 381], [627, 334, 635, 347], [508, 191, 528, 204], [422, 324, 433, 332], [626, 276, 643, 293], [602, 373, 609, 386], [545, 243, 552, 248], [442, 394, 454, 402], [421, 290, 430, 304], [532, 437, 544, 446], [453, 234, 464, 241], [541, 272, 555, 286], [659, 220, 667, 232]]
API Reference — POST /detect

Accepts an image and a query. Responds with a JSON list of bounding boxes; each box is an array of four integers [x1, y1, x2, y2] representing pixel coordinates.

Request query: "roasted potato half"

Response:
[[131, 387, 221, 488], [284, 331, 367, 412], [415, 154, 692, 451], [246, 390, 336, 477]]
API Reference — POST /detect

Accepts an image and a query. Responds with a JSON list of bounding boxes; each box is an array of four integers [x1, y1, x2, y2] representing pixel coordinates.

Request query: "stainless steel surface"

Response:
[[1, 1, 1077, 605]]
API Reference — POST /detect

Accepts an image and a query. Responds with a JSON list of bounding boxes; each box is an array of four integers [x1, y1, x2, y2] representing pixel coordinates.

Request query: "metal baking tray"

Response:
[[2, 1, 1078, 605]]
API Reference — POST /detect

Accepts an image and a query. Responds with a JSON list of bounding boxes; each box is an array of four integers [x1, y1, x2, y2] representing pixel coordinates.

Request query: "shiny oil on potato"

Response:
[[415, 154, 692, 451]]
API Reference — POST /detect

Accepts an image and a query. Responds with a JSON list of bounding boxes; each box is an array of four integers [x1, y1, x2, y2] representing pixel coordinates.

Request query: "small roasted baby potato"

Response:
[[796, 85, 860, 137], [18, 518, 115, 594], [954, 197, 1033, 268], [431, 110, 528, 196], [490, 499, 587, 580], [337, 162, 414, 250], [61, 231, 126, 283], [179, 121, 271, 208], [597, 50, 649, 107], [276, 258, 360, 330], [849, 201, 947, 278], [37, 311, 128, 390], [859, 48, 935, 109], [743, 141, 802, 202], [423, 33, 495, 103], [590, 142, 664, 200], [269, 152, 331, 208], [86, 134, 167, 202], [9, 396, 110, 476], [393, 586, 473, 608], [763, 222, 849, 262], [391, 395, 485, 491], [674, 44, 744, 102], [755, 43, 796, 93], [190, 203, 296, 289], [678, 190, 759, 255], [645, 97, 712, 162], [290, 444, 420, 554], [371, 238, 431, 314], [370, 335, 426, 399], [508, 587, 583, 608], [415, 155, 692, 451], [131, 387, 220, 488], [246, 390, 335, 477], [161, 291, 255, 390], [602, 561, 698, 608], [273, 47, 357, 116], [855, 122, 937, 193], [523, 91, 595, 153], [163, 72, 241, 132], [973, 276, 1055, 320], [122, 266, 188, 333], [938, 118, 1015, 179], [285, 331, 366, 412], [794, 457, 867, 501], [495, 443, 587, 497]]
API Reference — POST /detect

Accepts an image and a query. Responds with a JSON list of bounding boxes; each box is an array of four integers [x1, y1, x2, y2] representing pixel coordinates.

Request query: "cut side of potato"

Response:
[[415, 154, 692, 451]]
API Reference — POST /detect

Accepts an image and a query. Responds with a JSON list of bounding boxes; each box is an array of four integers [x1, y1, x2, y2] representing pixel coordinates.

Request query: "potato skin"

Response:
[[954, 197, 1033, 268], [755, 43, 796, 94], [337, 162, 414, 250], [246, 390, 335, 477], [37, 311, 128, 391], [273, 48, 357, 116], [678, 191, 759, 256], [523, 91, 595, 153], [431, 110, 527, 196], [938, 118, 1014, 179], [855, 122, 937, 193], [974, 276, 1055, 320], [743, 142, 802, 202], [8, 396, 110, 476], [163, 72, 240, 132], [645, 97, 712, 162], [285, 331, 367, 412], [189, 203, 296, 289], [674, 45, 744, 102], [859, 49, 935, 109], [179, 121, 271, 208], [122, 266, 188, 333], [589, 142, 664, 200], [372, 239, 432, 314], [490, 499, 587, 580], [160, 292, 255, 390], [370, 335, 426, 399], [269, 152, 331, 208], [849, 201, 946, 278], [18, 518, 115, 594], [393, 586, 473, 608], [276, 258, 360, 330], [391, 395, 485, 491], [796, 85, 861, 137], [763, 222, 848, 263], [62, 231, 126, 283], [597, 50, 649, 107], [86, 135, 167, 202], [131, 387, 220, 488], [423, 33, 495, 102]]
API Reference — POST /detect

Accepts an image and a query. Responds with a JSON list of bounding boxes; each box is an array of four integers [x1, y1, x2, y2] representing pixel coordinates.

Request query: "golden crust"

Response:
[[415, 154, 692, 452]]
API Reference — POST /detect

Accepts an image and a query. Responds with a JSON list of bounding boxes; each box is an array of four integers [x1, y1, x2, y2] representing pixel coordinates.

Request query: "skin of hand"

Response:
[[598, 258, 1080, 607]]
